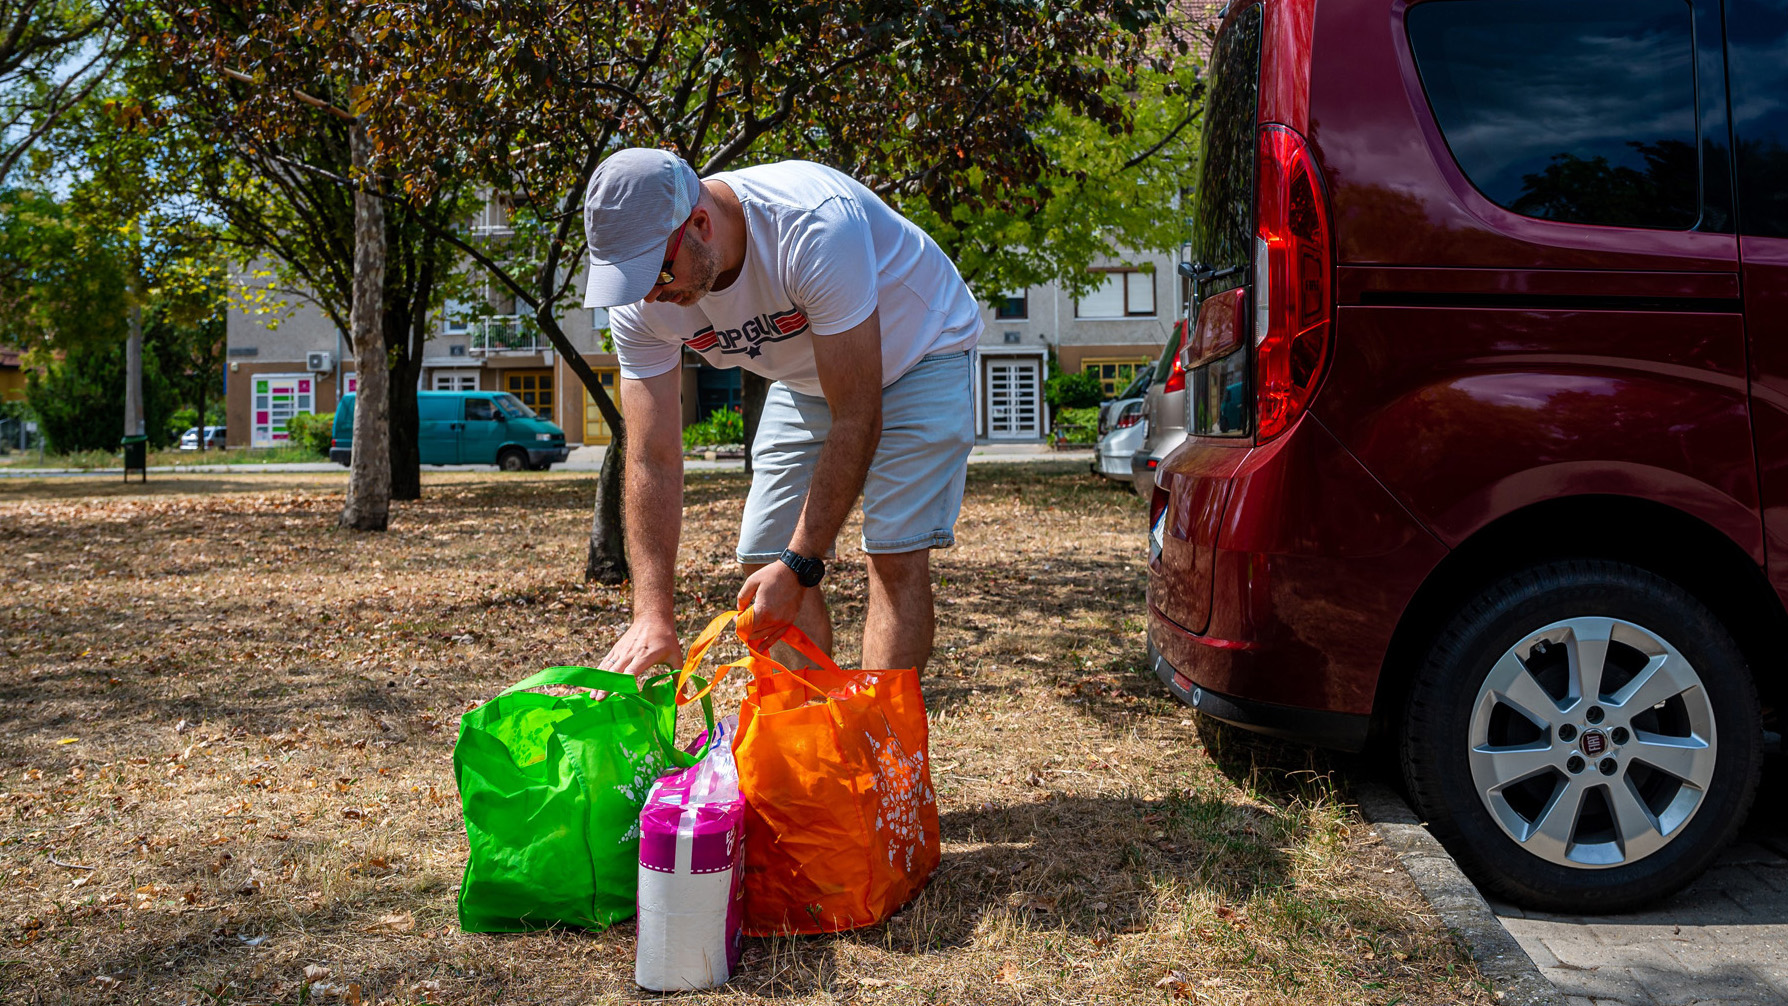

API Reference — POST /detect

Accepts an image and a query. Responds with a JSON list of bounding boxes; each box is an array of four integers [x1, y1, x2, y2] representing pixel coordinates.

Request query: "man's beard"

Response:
[[684, 236, 723, 300]]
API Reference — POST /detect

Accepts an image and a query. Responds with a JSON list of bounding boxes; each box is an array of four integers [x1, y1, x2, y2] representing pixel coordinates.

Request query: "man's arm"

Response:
[[738, 310, 883, 643], [598, 368, 686, 678]]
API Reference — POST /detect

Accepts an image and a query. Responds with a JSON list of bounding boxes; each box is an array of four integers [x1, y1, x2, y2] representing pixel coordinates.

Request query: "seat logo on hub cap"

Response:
[[1581, 730, 1608, 757]]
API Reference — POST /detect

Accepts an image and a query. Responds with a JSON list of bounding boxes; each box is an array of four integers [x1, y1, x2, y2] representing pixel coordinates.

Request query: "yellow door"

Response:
[[504, 369, 554, 423], [582, 369, 619, 445]]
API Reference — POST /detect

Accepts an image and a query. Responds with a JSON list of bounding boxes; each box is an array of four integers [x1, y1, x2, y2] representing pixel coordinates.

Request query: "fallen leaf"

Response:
[[56, 737, 78, 745], [302, 964, 331, 983], [364, 910, 415, 934], [1155, 969, 1193, 998]]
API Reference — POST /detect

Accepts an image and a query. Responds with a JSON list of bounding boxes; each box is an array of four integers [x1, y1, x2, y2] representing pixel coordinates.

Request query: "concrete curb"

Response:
[[1355, 781, 1566, 1006]]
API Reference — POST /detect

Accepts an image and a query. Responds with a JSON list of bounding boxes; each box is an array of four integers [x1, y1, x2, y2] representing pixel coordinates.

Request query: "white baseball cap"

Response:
[[581, 148, 701, 309]]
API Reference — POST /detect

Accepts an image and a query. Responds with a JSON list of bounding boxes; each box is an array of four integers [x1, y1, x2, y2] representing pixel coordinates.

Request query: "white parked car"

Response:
[[179, 426, 226, 450]]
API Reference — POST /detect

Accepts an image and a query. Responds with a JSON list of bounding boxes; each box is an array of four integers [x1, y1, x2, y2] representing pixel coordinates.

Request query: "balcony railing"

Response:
[[468, 316, 549, 355]]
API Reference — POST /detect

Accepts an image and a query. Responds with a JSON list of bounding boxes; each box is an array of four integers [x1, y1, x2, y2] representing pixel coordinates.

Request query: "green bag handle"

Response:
[[499, 664, 639, 697], [491, 663, 717, 769], [643, 669, 717, 768]]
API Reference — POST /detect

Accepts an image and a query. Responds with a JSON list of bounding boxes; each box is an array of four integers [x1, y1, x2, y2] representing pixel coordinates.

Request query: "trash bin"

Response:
[[120, 434, 147, 483]]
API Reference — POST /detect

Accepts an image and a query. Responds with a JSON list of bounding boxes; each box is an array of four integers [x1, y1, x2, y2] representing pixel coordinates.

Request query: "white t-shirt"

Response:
[[607, 161, 983, 396]]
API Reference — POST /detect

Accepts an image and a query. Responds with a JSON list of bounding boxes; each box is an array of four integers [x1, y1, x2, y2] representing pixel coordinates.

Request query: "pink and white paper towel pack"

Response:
[[635, 716, 745, 991]]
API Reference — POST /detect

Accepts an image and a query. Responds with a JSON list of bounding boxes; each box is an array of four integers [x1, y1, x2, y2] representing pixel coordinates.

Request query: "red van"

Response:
[[1149, 0, 1788, 910]]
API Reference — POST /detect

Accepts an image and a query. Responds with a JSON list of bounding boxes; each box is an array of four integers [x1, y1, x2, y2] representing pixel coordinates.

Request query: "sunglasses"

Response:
[[656, 219, 689, 287]]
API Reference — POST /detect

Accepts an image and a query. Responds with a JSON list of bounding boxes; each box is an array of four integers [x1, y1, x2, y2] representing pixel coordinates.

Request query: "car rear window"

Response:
[[1407, 0, 1699, 230], [1189, 3, 1262, 299], [1728, 0, 1788, 237]]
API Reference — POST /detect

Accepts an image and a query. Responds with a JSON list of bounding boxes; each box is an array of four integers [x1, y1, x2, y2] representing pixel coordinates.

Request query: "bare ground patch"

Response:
[[0, 466, 1484, 1004]]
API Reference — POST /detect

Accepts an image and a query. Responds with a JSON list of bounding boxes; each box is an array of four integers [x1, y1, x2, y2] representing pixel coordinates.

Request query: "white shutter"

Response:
[[1075, 274, 1125, 318]]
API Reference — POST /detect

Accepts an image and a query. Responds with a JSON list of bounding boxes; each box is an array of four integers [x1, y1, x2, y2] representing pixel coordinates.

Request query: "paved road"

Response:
[[1495, 759, 1788, 1005], [0, 443, 1097, 478]]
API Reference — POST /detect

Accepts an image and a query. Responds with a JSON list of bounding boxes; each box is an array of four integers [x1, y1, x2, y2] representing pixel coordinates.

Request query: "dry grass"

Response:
[[0, 466, 1486, 1005]]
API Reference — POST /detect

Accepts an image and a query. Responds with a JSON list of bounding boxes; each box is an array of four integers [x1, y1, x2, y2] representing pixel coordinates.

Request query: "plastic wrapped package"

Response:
[[635, 715, 746, 991]]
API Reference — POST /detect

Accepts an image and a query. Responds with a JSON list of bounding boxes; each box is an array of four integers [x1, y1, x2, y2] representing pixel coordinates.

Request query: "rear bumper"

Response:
[[1148, 639, 1370, 751], [329, 448, 351, 467], [1146, 414, 1448, 742]]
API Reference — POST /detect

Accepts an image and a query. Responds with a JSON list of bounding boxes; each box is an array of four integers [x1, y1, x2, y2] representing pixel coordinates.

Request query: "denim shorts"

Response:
[[737, 350, 975, 563]]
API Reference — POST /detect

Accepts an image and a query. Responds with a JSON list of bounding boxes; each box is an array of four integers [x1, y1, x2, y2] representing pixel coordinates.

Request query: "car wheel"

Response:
[[497, 449, 528, 472], [1402, 559, 1760, 912]]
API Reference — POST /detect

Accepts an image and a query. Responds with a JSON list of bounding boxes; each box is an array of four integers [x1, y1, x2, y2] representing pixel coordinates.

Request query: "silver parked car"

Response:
[[1130, 319, 1188, 495], [1094, 395, 1148, 484]]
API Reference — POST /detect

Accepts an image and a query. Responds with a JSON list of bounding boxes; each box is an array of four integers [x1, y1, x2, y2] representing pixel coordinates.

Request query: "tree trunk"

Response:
[[340, 116, 390, 532], [741, 370, 769, 475], [123, 295, 144, 440], [584, 422, 628, 583], [386, 219, 430, 501]]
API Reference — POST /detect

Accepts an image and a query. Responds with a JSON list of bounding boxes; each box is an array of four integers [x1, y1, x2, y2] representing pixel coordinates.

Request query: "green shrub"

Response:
[[27, 338, 179, 452], [1054, 406, 1100, 444], [682, 407, 745, 450], [1045, 369, 1104, 409], [286, 411, 334, 456]]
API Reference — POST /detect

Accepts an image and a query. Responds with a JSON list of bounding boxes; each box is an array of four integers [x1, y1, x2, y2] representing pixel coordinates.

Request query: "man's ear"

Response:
[[690, 203, 714, 241]]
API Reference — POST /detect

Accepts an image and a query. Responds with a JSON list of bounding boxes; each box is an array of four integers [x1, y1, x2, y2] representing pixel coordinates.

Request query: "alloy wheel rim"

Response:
[[1467, 616, 1716, 869]]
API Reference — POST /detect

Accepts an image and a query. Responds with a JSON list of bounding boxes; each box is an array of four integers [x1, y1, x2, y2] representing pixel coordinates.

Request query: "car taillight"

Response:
[[1163, 352, 1186, 395], [1149, 484, 1170, 560], [1253, 124, 1333, 441], [1115, 403, 1143, 429]]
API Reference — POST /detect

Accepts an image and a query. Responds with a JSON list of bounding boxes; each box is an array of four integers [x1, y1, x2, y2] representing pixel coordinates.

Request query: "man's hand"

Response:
[[737, 560, 807, 647], [598, 615, 683, 680]]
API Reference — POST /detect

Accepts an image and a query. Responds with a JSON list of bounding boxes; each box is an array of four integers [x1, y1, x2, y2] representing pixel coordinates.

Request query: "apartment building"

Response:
[[971, 247, 1185, 441]]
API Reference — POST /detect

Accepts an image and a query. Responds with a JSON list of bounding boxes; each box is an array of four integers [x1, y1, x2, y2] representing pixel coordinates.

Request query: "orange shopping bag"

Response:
[[729, 613, 940, 935]]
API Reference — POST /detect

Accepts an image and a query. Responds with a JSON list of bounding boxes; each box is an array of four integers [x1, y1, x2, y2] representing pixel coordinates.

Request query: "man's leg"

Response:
[[740, 561, 834, 666], [864, 548, 934, 671]]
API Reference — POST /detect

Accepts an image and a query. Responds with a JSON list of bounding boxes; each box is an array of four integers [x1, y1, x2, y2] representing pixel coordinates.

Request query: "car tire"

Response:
[[1402, 559, 1760, 913], [497, 449, 528, 472]]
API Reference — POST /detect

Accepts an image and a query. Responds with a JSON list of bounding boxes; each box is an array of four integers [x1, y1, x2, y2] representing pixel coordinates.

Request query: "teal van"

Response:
[[330, 391, 570, 471]]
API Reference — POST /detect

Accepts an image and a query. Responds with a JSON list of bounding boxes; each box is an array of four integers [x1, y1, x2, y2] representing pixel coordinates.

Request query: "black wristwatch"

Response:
[[778, 549, 826, 587]]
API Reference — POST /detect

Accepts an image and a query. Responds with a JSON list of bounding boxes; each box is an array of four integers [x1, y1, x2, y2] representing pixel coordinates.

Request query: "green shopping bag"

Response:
[[454, 663, 714, 933]]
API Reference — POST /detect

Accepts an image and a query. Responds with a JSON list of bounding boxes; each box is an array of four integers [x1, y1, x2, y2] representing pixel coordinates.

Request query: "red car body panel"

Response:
[[1146, 0, 1777, 749]]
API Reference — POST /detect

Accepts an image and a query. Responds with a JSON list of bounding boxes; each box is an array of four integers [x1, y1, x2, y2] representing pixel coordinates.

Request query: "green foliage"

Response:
[[1046, 370, 1105, 410], [682, 408, 745, 450], [896, 58, 1208, 303], [27, 337, 177, 453], [0, 189, 131, 353], [1054, 406, 1101, 444], [285, 411, 334, 457], [168, 403, 226, 440]]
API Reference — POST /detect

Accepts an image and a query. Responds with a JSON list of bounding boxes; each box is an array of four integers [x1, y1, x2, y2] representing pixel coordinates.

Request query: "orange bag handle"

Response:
[[733, 607, 852, 719], [672, 609, 750, 707]]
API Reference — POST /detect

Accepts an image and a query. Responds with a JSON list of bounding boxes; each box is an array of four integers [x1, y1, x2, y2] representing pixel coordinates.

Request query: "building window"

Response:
[[1075, 270, 1156, 318], [505, 369, 554, 422], [443, 300, 470, 335], [1082, 356, 1156, 398], [449, 344, 467, 357], [591, 307, 610, 331], [994, 290, 1028, 320]]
